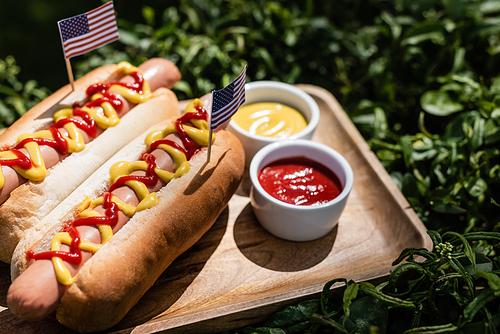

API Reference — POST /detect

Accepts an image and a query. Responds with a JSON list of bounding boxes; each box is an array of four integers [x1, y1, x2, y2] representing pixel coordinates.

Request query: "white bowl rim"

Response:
[[229, 81, 320, 142], [249, 139, 354, 211]]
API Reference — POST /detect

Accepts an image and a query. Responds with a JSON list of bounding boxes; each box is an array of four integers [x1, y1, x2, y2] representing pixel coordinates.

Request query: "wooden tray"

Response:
[[0, 85, 432, 333]]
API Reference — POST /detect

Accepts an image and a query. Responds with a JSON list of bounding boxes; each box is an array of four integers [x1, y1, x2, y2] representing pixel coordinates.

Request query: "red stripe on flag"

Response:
[[211, 89, 245, 125], [89, 12, 116, 26], [87, 1, 113, 16], [64, 33, 119, 58], [210, 70, 246, 126], [63, 21, 117, 51]]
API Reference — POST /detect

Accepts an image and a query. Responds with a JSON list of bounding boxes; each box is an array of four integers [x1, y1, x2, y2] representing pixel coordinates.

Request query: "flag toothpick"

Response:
[[206, 129, 214, 164], [57, 1, 119, 89], [207, 65, 247, 163], [65, 58, 75, 92]]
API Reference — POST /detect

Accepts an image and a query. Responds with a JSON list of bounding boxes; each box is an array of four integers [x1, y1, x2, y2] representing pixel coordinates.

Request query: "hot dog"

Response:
[[0, 58, 182, 263], [8, 97, 245, 332]]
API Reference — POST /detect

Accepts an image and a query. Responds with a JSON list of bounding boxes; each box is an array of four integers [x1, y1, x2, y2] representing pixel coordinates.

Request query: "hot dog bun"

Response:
[[10, 110, 245, 332], [0, 59, 181, 263]]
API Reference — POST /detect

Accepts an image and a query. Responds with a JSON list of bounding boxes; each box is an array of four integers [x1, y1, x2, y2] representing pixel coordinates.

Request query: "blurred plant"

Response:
[[0, 56, 50, 128], [337, 0, 500, 232], [364, 74, 500, 233]]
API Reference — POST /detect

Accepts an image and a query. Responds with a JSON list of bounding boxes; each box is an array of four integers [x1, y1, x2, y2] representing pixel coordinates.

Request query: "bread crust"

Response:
[[11, 127, 244, 332], [0, 64, 180, 263]]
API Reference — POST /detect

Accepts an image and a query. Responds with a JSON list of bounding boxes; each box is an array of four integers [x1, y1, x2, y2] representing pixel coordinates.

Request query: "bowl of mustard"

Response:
[[228, 81, 320, 166]]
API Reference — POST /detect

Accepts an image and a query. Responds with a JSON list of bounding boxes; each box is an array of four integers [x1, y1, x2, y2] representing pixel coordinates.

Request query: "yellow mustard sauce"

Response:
[[49, 98, 212, 285], [233, 102, 307, 138], [0, 62, 152, 189]]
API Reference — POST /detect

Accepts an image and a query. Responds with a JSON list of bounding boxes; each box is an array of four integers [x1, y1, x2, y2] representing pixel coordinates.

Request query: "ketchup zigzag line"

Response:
[[28, 100, 211, 286], [0, 63, 151, 189]]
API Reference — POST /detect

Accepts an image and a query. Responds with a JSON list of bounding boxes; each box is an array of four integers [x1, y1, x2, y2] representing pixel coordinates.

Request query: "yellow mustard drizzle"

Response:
[[0, 62, 152, 189], [48, 98, 212, 285], [50, 230, 101, 285]]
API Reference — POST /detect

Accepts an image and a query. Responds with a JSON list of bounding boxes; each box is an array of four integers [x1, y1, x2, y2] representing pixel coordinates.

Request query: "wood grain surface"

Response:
[[0, 85, 432, 333]]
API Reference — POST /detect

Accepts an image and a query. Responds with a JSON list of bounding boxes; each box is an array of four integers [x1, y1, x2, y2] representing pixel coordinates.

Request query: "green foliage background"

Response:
[[1, 0, 500, 332]]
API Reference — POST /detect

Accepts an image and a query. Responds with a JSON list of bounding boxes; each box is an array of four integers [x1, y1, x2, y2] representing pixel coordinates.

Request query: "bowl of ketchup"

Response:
[[249, 139, 353, 241], [228, 81, 320, 166]]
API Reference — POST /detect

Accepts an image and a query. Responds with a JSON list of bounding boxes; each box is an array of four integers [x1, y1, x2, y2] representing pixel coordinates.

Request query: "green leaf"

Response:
[[463, 288, 499, 322], [173, 80, 193, 97], [142, 6, 155, 26], [427, 230, 442, 247], [480, 1, 500, 14], [420, 90, 464, 116], [474, 270, 500, 290], [0, 100, 15, 125], [464, 177, 488, 198], [343, 295, 388, 334], [400, 21, 446, 46], [117, 29, 140, 46], [400, 136, 414, 168], [443, 112, 474, 141], [380, 11, 401, 39], [449, 257, 470, 279], [263, 300, 319, 329], [451, 47, 466, 73], [404, 323, 457, 333], [470, 117, 485, 149], [360, 282, 416, 309], [392, 248, 437, 266], [343, 283, 359, 322], [412, 148, 438, 161], [321, 278, 347, 315], [401, 173, 420, 199], [430, 202, 467, 214], [463, 231, 500, 241], [484, 119, 500, 144], [471, 253, 494, 274]]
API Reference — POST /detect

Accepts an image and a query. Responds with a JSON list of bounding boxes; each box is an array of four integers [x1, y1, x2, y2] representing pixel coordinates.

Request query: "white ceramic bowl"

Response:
[[249, 139, 353, 241], [228, 81, 320, 166]]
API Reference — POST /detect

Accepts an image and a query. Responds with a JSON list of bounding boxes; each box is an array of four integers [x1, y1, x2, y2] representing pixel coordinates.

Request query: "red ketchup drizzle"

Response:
[[28, 154, 159, 264], [2, 72, 145, 171], [28, 106, 208, 264], [258, 157, 343, 206], [109, 153, 158, 192], [72, 192, 120, 228], [27, 192, 119, 264], [84, 92, 123, 111], [15, 128, 69, 155], [52, 108, 98, 139], [173, 106, 208, 160], [28, 225, 82, 264], [86, 71, 145, 96], [0, 149, 32, 169], [149, 140, 188, 157]]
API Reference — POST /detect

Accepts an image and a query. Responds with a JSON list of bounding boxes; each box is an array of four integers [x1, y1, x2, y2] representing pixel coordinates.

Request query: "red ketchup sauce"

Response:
[[258, 157, 342, 206], [28, 107, 209, 264], [1, 73, 148, 172]]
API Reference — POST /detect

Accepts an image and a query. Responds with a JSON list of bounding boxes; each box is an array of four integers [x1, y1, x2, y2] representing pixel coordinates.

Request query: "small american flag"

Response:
[[210, 66, 247, 130], [58, 1, 119, 59]]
